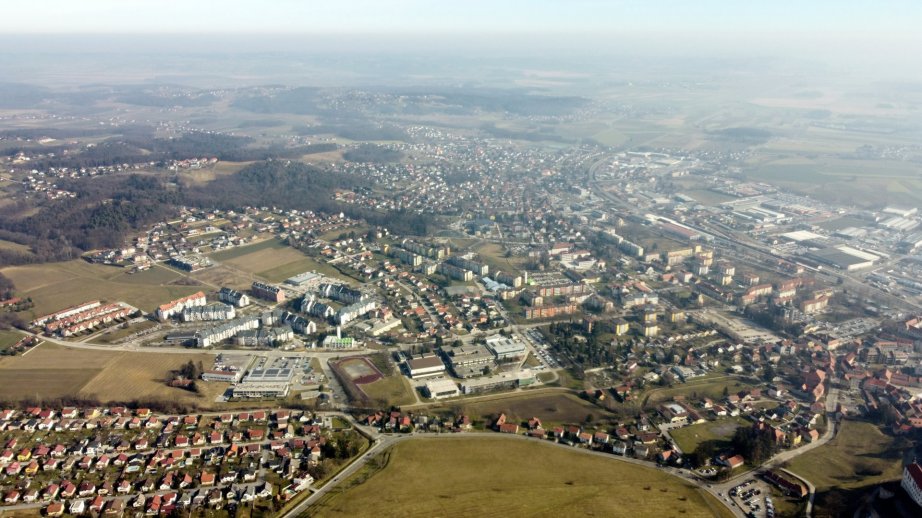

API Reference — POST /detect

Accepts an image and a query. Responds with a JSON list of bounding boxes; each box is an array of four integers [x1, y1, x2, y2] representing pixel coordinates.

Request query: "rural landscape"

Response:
[[1, 2, 922, 518]]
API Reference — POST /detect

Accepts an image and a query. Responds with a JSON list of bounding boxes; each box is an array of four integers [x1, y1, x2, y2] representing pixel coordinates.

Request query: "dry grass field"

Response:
[[222, 245, 310, 274], [359, 376, 416, 407], [0, 260, 203, 316], [308, 437, 734, 518], [429, 391, 610, 426], [787, 420, 905, 492], [0, 343, 223, 405]]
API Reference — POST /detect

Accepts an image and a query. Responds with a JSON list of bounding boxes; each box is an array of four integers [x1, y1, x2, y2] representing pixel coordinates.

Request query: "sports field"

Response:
[[308, 437, 734, 518], [0, 343, 222, 405]]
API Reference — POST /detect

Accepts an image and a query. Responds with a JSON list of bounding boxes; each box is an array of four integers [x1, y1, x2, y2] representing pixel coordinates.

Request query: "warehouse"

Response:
[[808, 245, 879, 271]]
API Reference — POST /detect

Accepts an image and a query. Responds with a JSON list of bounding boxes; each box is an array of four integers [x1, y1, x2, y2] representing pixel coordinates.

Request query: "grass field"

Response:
[[640, 376, 756, 407], [473, 242, 528, 274], [257, 257, 342, 283], [0, 239, 33, 256], [308, 437, 734, 518], [669, 417, 750, 453], [0, 330, 24, 351], [429, 391, 609, 426], [208, 237, 344, 283], [207, 238, 285, 262], [0, 260, 203, 317], [359, 376, 417, 407], [0, 343, 222, 405], [786, 420, 905, 493]]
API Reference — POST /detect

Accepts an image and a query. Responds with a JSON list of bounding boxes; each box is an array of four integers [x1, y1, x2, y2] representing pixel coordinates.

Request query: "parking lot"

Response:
[[523, 328, 560, 369], [725, 478, 775, 518]]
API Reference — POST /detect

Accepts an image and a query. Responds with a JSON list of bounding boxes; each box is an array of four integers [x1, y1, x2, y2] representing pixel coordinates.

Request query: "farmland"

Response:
[[0, 343, 222, 406], [208, 237, 343, 282], [0, 260, 203, 317], [308, 436, 734, 518]]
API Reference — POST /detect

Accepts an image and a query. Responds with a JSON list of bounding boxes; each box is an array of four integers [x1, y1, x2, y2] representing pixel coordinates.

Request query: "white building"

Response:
[[902, 462, 922, 509], [485, 335, 528, 360], [424, 378, 460, 399]]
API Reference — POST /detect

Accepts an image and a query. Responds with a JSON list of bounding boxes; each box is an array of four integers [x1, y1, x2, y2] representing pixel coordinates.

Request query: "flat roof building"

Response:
[[424, 378, 460, 400], [459, 370, 535, 395], [407, 355, 446, 378], [285, 271, 322, 287], [485, 335, 528, 360]]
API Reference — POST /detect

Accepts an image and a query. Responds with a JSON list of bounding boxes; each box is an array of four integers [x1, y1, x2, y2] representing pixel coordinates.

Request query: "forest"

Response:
[[0, 159, 430, 266]]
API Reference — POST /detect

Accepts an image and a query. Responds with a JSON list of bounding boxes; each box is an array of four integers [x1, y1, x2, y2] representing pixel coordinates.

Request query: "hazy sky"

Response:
[[5, 0, 920, 37]]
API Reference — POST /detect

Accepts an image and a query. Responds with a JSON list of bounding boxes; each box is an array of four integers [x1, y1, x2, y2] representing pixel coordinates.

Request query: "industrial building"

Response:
[[808, 245, 879, 271]]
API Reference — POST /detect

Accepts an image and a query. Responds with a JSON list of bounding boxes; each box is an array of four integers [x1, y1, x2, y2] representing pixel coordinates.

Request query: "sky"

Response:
[[4, 0, 920, 37]]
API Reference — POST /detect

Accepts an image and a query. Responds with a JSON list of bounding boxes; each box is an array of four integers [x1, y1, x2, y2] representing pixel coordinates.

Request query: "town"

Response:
[[2, 16, 922, 516]]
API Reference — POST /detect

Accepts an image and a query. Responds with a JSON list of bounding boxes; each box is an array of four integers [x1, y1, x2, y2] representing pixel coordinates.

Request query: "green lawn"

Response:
[[669, 417, 750, 453], [307, 437, 735, 518], [0, 330, 25, 351]]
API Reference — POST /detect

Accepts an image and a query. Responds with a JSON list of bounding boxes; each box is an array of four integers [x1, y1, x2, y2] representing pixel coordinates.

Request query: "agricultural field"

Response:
[[308, 437, 734, 518], [0, 343, 222, 406], [207, 237, 285, 262], [669, 417, 750, 453], [786, 420, 906, 514], [743, 154, 922, 207], [0, 260, 203, 317], [209, 237, 343, 283]]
